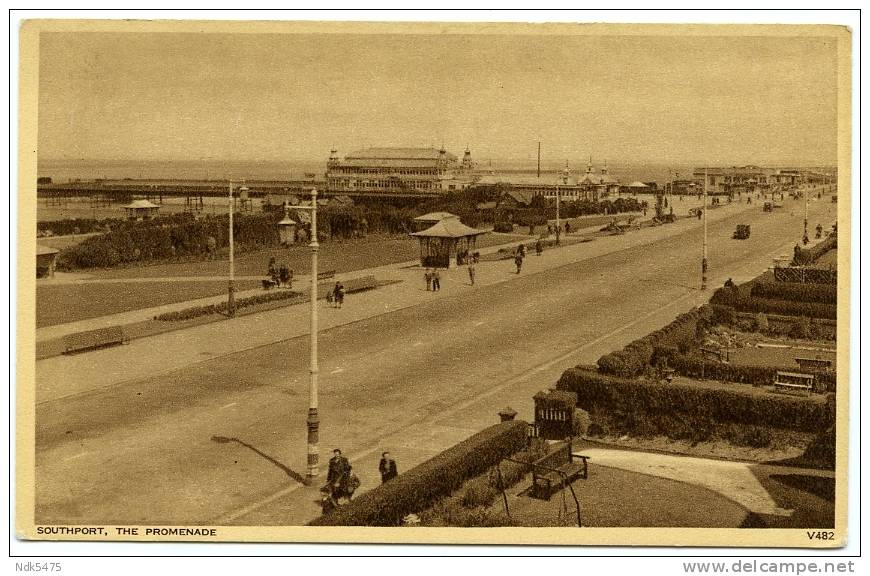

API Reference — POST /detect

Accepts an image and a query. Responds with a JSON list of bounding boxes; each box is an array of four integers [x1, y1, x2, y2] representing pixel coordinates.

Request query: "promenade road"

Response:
[[32, 194, 837, 526]]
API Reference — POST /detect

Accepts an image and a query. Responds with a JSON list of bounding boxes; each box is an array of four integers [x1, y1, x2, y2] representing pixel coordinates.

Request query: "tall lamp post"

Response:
[[228, 180, 236, 317], [701, 167, 708, 291], [803, 185, 809, 244], [285, 188, 320, 480]]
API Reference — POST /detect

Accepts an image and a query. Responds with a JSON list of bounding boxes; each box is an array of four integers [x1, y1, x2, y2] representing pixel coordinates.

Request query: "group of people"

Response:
[[266, 257, 293, 288], [424, 268, 442, 291], [321, 448, 399, 513]]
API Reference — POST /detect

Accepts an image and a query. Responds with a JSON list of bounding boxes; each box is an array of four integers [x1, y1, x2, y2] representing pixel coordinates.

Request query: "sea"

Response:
[[37, 158, 698, 187]]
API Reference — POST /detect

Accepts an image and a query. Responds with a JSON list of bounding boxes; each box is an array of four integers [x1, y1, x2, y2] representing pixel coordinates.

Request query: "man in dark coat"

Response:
[[326, 448, 352, 497], [379, 451, 398, 484]]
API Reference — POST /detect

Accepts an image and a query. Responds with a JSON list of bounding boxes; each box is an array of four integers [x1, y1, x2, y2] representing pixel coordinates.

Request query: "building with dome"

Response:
[[325, 147, 477, 196]]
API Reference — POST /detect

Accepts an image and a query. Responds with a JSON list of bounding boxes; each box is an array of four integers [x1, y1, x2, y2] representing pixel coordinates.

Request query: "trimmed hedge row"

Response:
[[556, 368, 830, 433], [711, 287, 836, 320], [597, 306, 712, 378], [792, 234, 837, 266], [662, 353, 836, 391], [154, 289, 302, 321], [749, 282, 837, 305], [309, 420, 528, 526], [37, 218, 119, 236]]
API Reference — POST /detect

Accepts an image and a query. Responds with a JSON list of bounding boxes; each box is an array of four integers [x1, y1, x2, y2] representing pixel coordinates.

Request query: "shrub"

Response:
[[750, 282, 837, 305], [789, 317, 812, 340], [493, 221, 513, 233], [310, 420, 528, 526], [711, 287, 836, 320], [557, 368, 827, 433], [597, 307, 710, 378], [754, 312, 769, 333]]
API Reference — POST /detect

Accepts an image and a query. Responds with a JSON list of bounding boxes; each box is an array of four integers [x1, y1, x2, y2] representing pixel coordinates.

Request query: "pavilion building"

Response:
[[326, 147, 477, 195]]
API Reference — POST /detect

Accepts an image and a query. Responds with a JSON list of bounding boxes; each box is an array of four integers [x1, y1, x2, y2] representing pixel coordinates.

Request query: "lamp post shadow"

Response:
[[211, 435, 308, 486]]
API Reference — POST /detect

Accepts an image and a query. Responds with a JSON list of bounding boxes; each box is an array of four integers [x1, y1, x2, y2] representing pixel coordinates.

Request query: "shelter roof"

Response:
[[37, 245, 59, 256], [414, 211, 459, 222], [411, 218, 487, 239], [123, 199, 160, 209]]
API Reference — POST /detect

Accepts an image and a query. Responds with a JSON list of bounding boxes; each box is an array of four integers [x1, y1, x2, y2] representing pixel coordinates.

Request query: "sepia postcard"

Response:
[[15, 18, 852, 547]]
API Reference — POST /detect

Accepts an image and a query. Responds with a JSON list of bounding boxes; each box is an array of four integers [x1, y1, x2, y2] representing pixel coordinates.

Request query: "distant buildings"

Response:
[[691, 166, 837, 195], [325, 147, 477, 195], [475, 159, 619, 203]]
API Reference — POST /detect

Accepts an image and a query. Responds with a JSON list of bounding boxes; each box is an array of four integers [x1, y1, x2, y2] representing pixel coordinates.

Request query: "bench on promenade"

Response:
[[774, 371, 814, 394], [343, 275, 378, 294], [795, 357, 833, 373], [530, 441, 589, 500], [63, 325, 128, 354], [317, 270, 337, 282]]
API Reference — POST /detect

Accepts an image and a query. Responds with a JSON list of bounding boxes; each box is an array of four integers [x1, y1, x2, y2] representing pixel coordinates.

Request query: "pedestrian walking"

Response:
[[325, 448, 353, 503], [334, 281, 345, 308], [565, 222, 571, 234], [467, 261, 476, 285], [379, 451, 398, 484], [515, 252, 524, 274], [535, 239, 543, 256], [425, 268, 433, 291], [432, 268, 441, 291]]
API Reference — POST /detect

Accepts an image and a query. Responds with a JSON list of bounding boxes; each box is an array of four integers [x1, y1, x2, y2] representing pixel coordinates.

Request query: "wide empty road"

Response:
[[33, 196, 837, 525]]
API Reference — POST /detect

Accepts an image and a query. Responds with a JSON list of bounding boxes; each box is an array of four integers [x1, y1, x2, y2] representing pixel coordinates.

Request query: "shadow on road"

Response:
[[211, 435, 307, 485]]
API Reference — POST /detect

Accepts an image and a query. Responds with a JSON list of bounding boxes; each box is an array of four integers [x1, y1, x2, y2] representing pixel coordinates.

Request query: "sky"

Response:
[[37, 29, 840, 166]]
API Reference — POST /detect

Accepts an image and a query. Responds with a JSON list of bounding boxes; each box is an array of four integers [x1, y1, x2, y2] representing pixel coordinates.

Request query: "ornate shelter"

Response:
[[410, 217, 487, 269]]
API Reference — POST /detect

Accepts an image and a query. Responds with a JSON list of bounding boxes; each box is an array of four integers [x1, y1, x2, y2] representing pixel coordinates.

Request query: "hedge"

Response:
[[309, 420, 528, 526], [711, 287, 836, 320], [792, 234, 837, 266], [57, 212, 284, 270], [154, 289, 302, 321], [750, 282, 837, 305], [663, 353, 837, 391], [37, 218, 119, 236], [556, 368, 830, 433], [597, 306, 712, 378]]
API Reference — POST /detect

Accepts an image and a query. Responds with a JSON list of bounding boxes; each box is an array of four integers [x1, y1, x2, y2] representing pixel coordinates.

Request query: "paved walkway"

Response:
[[35, 200, 761, 343], [575, 447, 833, 517]]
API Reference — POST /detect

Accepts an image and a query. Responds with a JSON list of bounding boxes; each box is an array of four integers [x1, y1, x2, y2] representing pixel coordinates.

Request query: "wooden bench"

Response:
[[530, 442, 589, 500], [63, 326, 128, 354], [774, 370, 814, 393], [342, 275, 378, 294], [317, 270, 336, 281]]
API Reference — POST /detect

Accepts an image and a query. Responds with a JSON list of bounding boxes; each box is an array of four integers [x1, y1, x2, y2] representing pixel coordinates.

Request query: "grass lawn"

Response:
[[36, 280, 260, 327], [491, 465, 748, 527], [729, 346, 836, 371]]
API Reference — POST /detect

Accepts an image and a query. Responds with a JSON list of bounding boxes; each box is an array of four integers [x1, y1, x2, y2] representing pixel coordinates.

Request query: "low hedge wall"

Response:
[[309, 420, 528, 526], [750, 282, 837, 305], [557, 368, 830, 433], [663, 353, 836, 391], [792, 234, 837, 266], [597, 306, 712, 378], [711, 287, 836, 320]]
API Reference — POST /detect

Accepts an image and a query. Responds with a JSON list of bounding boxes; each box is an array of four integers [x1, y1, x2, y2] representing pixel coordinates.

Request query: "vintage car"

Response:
[[733, 224, 751, 240]]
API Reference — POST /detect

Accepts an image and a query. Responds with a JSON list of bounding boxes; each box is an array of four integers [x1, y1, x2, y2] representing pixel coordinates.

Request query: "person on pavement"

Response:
[[379, 451, 398, 484], [467, 261, 476, 286], [326, 448, 352, 502], [432, 268, 441, 291]]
